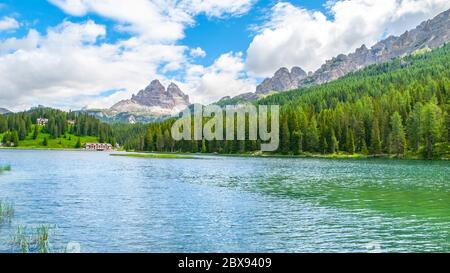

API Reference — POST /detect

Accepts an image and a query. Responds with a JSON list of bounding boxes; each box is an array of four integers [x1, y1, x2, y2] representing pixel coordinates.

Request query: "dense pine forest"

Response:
[[0, 107, 115, 147], [117, 44, 450, 159]]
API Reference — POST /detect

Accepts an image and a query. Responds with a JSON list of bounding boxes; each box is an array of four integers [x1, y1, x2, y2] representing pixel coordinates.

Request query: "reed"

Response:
[[0, 199, 14, 224], [0, 165, 11, 173], [11, 225, 53, 253]]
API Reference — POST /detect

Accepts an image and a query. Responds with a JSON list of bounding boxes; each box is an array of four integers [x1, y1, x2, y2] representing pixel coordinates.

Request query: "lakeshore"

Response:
[[1, 145, 449, 161]]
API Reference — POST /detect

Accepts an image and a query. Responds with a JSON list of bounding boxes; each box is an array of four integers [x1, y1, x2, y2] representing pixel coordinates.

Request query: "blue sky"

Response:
[[181, 0, 330, 66], [0, 0, 329, 68], [0, 0, 449, 110]]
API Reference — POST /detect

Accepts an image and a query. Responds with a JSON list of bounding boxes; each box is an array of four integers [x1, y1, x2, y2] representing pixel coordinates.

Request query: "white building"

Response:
[[36, 118, 49, 126]]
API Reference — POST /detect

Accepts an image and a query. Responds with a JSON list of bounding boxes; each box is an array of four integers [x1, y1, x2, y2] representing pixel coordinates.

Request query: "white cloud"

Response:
[[3, 0, 449, 111], [0, 17, 19, 31], [0, 20, 187, 111], [186, 52, 256, 104], [0, 20, 253, 110], [48, 0, 191, 42], [189, 47, 206, 58], [246, 0, 450, 77], [48, 0, 254, 42], [183, 0, 256, 18], [0, 1, 256, 110]]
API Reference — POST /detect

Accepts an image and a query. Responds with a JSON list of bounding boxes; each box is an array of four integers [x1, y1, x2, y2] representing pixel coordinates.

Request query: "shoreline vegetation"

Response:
[[1, 147, 449, 160], [110, 151, 450, 161], [0, 199, 14, 224], [0, 165, 11, 172], [110, 153, 198, 159], [0, 168, 56, 253]]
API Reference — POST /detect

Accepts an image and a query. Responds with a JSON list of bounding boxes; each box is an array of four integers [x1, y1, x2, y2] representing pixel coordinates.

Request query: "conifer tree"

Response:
[[12, 130, 19, 147], [75, 137, 81, 148], [347, 130, 355, 155], [33, 125, 39, 140], [280, 117, 290, 154], [306, 118, 319, 152], [330, 131, 339, 154], [292, 130, 303, 155], [389, 112, 407, 157], [371, 118, 382, 154], [406, 103, 423, 152], [420, 101, 443, 159]]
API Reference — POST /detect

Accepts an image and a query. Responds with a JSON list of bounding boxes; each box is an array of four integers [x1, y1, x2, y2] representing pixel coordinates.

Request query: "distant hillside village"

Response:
[[0, 107, 115, 150]]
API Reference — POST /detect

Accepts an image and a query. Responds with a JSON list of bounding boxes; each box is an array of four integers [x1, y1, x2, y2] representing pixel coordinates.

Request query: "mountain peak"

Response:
[[167, 82, 181, 93], [274, 67, 289, 75], [0, 107, 11, 114], [256, 66, 307, 94], [291, 66, 307, 78], [255, 7, 450, 95], [143, 79, 165, 93], [111, 80, 190, 118]]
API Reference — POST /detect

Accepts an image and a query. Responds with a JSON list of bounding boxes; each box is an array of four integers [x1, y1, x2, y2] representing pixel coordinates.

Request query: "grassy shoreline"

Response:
[[0, 147, 85, 151], [112, 150, 449, 161], [110, 153, 198, 159], [1, 146, 448, 161]]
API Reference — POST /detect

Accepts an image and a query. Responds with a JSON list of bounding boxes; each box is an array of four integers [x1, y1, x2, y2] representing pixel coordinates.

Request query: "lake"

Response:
[[0, 150, 449, 253]]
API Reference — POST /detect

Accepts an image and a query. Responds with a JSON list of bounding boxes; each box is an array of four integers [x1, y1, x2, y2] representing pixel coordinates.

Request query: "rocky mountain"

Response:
[[0, 108, 11, 114], [300, 8, 450, 87], [225, 8, 450, 102], [83, 80, 190, 123], [110, 80, 189, 116], [256, 66, 307, 94]]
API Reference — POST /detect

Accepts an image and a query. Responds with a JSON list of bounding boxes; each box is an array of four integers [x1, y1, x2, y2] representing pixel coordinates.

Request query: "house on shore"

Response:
[[84, 143, 113, 151], [36, 118, 49, 126], [67, 120, 76, 125]]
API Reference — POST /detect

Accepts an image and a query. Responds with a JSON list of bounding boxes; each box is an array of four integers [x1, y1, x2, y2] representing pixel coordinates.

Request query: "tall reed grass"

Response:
[[0, 165, 11, 173], [0, 200, 14, 224], [11, 225, 53, 253]]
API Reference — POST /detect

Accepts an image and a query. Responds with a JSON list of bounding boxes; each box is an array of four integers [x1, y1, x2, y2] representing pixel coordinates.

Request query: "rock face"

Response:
[[0, 108, 11, 114], [254, 8, 450, 94], [110, 80, 190, 117], [303, 8, 450, 87], [256, 67, 307, 94]]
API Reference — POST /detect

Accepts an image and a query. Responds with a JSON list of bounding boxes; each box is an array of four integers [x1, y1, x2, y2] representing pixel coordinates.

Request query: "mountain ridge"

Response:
[[0, 108, 11, 114], [85, 80, 190, 123], [111, 79, 190, 116], [218, 8, 450, 104]]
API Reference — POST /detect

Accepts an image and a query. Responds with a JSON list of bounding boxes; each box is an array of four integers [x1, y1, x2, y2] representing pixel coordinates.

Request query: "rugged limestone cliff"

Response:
[[110, 80, 190, 117], [253, 8, 450, 95]]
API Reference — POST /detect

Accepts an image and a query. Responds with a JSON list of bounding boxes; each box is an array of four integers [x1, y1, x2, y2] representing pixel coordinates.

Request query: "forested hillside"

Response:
[[104, 44, 450, 159], [258, 44, 450, 159], [0, 107, 115, 148]]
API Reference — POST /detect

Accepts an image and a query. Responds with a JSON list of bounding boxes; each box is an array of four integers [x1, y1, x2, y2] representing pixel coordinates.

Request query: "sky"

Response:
[[0, 0, 449, 111]]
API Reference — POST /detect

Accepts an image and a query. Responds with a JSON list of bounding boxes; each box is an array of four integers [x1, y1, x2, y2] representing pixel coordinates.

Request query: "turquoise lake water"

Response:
[[0, 150, 449, 252]]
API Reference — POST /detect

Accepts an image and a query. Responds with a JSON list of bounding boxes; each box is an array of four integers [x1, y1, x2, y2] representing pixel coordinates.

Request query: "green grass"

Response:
[[201, 151, 372, 160], [0, 165, 11, 172], [0, 193, 56, 253], [0, 125, 99, 149], [111, 153, 198, 159], [11, 225, 53, 253], [0, 199, 14, 225]]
